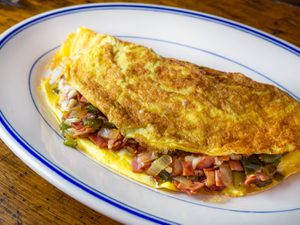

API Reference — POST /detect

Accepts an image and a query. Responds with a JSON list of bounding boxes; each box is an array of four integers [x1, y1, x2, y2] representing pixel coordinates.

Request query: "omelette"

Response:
[[42, 27, 300, 197]]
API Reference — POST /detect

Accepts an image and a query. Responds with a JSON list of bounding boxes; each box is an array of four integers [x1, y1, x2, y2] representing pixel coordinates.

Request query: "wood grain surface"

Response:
[[0, 0, 299, 224]]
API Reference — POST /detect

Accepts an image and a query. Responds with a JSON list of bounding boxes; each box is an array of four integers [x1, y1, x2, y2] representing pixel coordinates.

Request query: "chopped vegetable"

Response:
[[83, 118, 103, 130], [255, 179, 272, 187], [132, 151, 157, 172], [158, 170, 172, 182], [241, 155, 262, 175], [60, 122, 71, 134], [273, 172, 284, 181], [52, 87, 59, 94], [67, 99, 78, 109], [102, 121, 116, 128], [86, 104, 100, 114], [64, 117, 81, 126], [55, 77, 288, 195], [98, 128, 120, 139], [63, 137, 77, 148], [191, 156, 202, 169], [147, 155, 172, 176], [67, 89, 77, 99], [230, 154, 242, 160], [233, 171, 245, 187], [219, 163, 233, 186], [261, 164, 277, 176], [258, 154, 284, 164]]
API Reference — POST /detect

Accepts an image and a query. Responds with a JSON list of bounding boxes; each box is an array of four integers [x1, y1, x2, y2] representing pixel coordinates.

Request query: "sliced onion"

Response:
[[219, 163, 233, 186], [64, 117, 81, 126], [214, 157, 223, 167], [165, 167, 173, 174], [67, 89, 77, 99], [137, 151, 157, 164], [192, 156, 202, 169], [67, 99, 78, 109], [147, 155, 172, 176], [98, 128, 120, 139], [230, 154, 242, 160], [173, 176, 193, 187]]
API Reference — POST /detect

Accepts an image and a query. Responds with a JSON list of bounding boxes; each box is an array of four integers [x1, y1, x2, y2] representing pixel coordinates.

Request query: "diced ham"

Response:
[[131, 151, 156, 173], [107, 139, 123, 150], [256, 172, 270, 181], [80, 96, 88, 103], [174, 180, 204, 195], [71, 121, 95, 137], [132, 157, 148, 173], [72, 127, 95, 137], [71, 121, 84, 130], [75, 91, 88, 103], [218, 156, 230, 161], [215, 170, 225, 187], [76, 92, 82, 101], [244, 174, 257, 185], [214, 156, 230, 166], [244, 172, 270, 185], [104, 130, 124, 150], [88, 133, 108, 148], [204, 169, 215, 187], [171, 158, 183, 176], [228, 160, 244, 171], [195, 156, 214, 169], [181, 161, 195, 176]]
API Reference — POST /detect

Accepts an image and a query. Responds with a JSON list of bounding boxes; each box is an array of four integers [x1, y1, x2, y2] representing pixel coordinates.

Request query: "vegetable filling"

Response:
[[54, 77, 285, 195]]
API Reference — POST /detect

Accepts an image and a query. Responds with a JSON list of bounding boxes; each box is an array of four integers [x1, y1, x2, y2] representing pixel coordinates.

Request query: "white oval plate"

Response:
[[0, 3, 300, 225]]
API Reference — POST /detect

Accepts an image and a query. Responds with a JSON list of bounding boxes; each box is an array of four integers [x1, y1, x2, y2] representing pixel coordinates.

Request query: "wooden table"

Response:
[[0, 0, 299, 224]]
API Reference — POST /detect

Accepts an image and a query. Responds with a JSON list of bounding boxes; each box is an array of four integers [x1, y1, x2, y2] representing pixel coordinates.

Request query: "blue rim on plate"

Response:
[[1, 3, 300, 224]]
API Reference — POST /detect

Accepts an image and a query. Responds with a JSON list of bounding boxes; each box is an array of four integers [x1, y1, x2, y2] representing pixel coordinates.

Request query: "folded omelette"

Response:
[[42, 27, 300, 197]]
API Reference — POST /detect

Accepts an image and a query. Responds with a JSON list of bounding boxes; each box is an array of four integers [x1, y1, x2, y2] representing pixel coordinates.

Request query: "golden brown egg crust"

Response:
[[52, 27, 300, 156]]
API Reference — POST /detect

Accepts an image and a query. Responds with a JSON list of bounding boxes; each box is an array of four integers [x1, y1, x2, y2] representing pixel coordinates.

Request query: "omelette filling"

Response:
[[54, 77, 285, 195]]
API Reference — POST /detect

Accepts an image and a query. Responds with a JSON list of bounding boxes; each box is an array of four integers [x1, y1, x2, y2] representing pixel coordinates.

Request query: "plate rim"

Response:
[[0, 2, 300, 224]]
